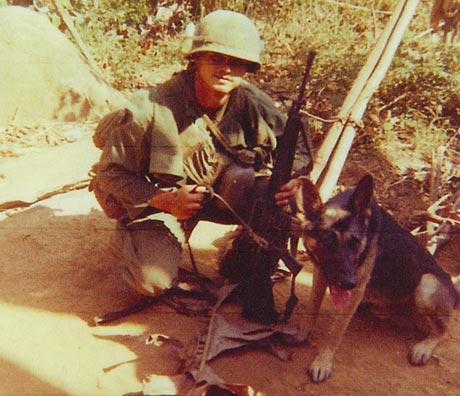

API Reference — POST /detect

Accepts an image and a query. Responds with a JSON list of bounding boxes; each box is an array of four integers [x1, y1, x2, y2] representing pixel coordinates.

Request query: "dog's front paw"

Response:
[[409, 339, 437, 366], [308, 354, 333, 383]]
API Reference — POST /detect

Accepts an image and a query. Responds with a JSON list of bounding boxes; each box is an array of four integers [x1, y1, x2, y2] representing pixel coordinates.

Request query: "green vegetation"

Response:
[[26, 0, 460, 173]]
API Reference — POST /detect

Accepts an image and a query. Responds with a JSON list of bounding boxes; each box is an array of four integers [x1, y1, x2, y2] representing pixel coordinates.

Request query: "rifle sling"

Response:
[[202, 114, 239, 157]]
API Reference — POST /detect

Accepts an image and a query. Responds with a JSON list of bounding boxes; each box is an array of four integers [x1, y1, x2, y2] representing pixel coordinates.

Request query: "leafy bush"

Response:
[[37, 0, 460, 164]]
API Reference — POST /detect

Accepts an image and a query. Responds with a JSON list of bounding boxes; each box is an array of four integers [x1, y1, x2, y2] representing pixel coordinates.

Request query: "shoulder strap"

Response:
[[202, 114, 239, 156]]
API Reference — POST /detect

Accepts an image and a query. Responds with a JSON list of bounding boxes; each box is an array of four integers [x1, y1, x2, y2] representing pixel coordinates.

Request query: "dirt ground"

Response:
[[0, 125, 459, 396]]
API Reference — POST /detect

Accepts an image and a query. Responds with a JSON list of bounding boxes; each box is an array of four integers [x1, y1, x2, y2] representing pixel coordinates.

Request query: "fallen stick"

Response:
[[0, 179, 90, 211], [426, 222, 452, 255], [92, 295, 161, 326], [424, 213, 460, 226], [425, 188, 460, 254]]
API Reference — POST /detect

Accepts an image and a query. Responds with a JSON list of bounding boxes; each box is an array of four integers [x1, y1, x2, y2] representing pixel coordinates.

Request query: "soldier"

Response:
[[90, 10, 311, 305]]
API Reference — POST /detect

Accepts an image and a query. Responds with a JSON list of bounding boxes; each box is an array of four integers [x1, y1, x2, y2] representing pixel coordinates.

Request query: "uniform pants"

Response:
[[111, 167, 268, 297]]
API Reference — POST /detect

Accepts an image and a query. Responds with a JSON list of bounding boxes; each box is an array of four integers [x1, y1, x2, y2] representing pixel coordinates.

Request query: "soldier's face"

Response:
[[194, 52, 249, 94]]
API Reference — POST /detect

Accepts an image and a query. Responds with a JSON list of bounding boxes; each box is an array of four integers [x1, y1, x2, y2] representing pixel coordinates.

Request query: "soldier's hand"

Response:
[[150, 185, 207, 220], [275, 178, 301, 207]]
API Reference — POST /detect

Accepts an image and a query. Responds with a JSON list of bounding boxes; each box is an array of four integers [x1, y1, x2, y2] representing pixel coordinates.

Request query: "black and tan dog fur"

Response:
[[295, 174, 460, 383]]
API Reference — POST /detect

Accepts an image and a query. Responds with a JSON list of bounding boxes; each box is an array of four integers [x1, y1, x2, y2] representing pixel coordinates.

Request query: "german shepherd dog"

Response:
[[294, 174, 460, 383]]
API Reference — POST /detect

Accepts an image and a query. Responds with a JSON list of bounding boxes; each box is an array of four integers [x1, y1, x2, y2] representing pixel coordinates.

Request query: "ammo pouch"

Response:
[[89, 167, 127, 219]]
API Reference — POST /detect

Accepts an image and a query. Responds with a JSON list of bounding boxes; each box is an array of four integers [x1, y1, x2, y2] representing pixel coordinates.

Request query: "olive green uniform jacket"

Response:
[[92, 69, 310, 221]]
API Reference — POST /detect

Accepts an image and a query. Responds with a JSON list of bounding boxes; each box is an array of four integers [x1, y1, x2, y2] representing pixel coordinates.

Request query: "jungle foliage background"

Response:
[[8, 0, 460, 197]]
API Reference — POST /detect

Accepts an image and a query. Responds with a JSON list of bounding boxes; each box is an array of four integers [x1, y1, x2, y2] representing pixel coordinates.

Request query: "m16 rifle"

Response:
[[225, 50, 316, 324]]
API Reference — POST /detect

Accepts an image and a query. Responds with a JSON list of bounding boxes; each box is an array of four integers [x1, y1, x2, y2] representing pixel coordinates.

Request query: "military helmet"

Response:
[[185, 10, 263, 71]]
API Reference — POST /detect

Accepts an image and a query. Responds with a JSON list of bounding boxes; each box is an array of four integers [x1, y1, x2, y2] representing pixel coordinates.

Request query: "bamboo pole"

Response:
[[310, 0, 421, 201], [310, 0, 405, 184]]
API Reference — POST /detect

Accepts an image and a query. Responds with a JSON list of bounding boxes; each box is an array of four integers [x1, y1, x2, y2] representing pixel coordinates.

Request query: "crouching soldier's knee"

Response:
[[112, 216, 185, 297]]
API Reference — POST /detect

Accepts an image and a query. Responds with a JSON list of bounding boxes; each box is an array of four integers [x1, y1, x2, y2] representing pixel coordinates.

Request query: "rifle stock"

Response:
[[241, 50, 316, 323]]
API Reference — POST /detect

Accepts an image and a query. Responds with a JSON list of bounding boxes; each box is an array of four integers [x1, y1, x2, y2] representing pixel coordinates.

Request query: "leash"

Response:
[[191, 183, 269, 249]]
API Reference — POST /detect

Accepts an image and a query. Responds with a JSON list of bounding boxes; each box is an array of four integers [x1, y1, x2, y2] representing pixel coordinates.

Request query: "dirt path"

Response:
[[0, 136, 459, 396]]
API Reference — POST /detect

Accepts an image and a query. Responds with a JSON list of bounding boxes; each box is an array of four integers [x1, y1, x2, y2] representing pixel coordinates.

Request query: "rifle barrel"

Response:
[[294, 50, 317, 111], [268, 49, 316, 196]]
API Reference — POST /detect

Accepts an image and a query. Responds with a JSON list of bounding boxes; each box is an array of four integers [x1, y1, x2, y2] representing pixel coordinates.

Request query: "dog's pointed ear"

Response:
[[348, 174, 373, 215], [296, 176, 325, 220]]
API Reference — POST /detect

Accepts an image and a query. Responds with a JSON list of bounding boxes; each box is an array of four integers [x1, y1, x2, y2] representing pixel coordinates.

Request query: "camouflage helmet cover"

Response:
[[186, 10, 263, 71]]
